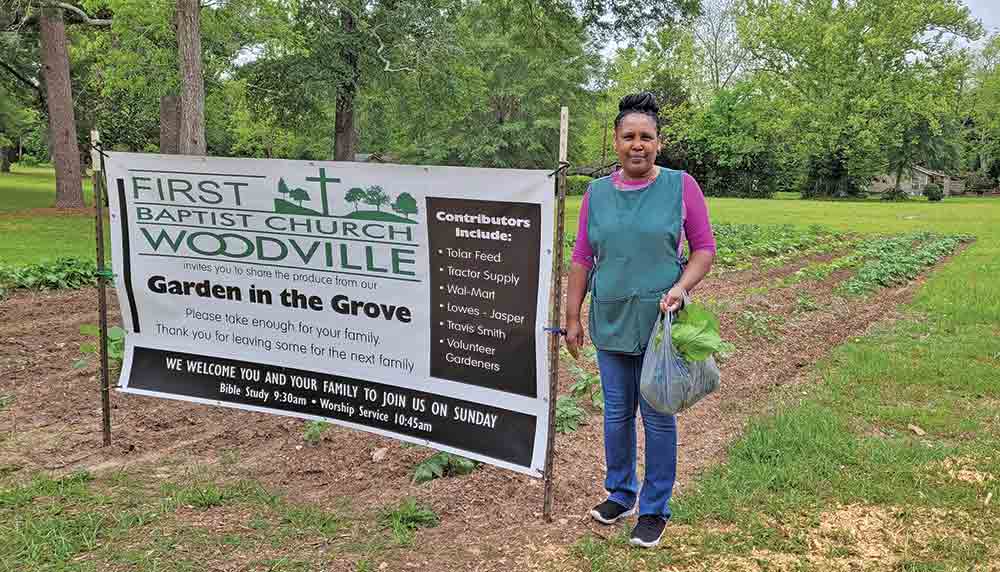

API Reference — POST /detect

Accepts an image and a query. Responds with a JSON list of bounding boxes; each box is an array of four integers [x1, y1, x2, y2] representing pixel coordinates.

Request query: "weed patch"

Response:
[[302, 420, 330, 444], [376, 498, 438, 546]]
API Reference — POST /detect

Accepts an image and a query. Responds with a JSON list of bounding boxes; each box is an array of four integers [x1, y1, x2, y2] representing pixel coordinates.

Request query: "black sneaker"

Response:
[[588, 500, 635, 524], [629, 515, 667, 548]]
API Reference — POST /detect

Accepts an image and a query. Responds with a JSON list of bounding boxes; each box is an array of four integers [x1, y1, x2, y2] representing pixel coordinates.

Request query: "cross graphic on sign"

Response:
[[305, 168, 341, 216]]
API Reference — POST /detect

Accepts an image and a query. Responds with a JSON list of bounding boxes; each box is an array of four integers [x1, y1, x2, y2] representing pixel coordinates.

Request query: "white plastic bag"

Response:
[[639, 312, 721, 415]]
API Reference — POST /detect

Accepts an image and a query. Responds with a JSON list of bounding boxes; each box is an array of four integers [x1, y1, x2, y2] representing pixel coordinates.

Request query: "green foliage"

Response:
[[736, 309, 781, 340], [661, 303, 724, 361], [566, 345, 603, 410], [711, 224, 840, 269], [358, 1, 599, 168], [794, 292, 820, 313], [302, 421, 329, 445], [784, 254, 862, 285], [840, 233, 969, 295], [75, 324, 126, 371], [739, 0, 980, 198], [965, 171, 994, 195], [923, 183, 944, 202], [0, 258, 96, 290], [555, 395, 586, 433], [376, 498, 439, 546], [411, 452, 478, 484], [17, 154, 41, 167], [714, 341, 737, 364], [566, 175, 593, 196]]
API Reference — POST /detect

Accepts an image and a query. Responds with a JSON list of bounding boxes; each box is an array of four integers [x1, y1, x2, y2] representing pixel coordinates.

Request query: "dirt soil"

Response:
[[0, 251, 956, 571]]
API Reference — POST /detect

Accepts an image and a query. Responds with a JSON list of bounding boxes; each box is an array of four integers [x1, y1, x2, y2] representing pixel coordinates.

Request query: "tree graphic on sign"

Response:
[[392, 192, 418, 219], [289, 187, 310, 207], [364, 185, 390, 211], [278, 178, 292, 199], [345, 187, 366, 211]]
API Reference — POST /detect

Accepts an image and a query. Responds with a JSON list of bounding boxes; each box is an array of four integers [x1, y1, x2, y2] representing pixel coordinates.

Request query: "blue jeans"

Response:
[[597, 349, 678, 519]]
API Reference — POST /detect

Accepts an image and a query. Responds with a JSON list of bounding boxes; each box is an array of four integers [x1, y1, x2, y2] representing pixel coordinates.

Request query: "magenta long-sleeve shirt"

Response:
[[571, 170, 716, 270]]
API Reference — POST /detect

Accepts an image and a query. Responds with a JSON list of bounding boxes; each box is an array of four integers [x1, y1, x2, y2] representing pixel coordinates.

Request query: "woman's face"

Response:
[[613, 113, 660, 178]]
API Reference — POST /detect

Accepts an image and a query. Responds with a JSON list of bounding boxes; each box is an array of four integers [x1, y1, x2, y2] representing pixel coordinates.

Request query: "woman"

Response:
[[565, 92, 716, 548]]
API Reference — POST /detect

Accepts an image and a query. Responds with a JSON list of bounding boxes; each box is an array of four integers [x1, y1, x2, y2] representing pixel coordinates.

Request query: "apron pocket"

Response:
[[589, 295, 640, 354]]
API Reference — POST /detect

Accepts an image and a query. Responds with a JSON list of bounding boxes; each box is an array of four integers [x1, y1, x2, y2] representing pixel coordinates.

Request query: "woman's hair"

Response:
[[614, 92, 660, 133]]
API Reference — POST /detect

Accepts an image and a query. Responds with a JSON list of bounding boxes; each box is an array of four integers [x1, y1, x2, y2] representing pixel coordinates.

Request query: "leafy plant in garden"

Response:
[[785, 254, 862, 284], [840, 233, 970, 295], [714, 341, 738, 364], [302, 421, 329, 444], [795, 292, 821, 313], [555, 395, 586, 433], [75, 325, 126, 370], [377, 498, 438, 546], [565, 345, 603, 410], [736, 309, 781, 340], [708, 224, 845, 269], [412, 452, 478, 484], [0, 258, 97, 290]]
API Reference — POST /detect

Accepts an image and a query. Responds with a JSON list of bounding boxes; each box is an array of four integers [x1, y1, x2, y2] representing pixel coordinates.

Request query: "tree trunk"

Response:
[[333, 9, 358, 161], [159, 95, 181, 154], [39, 5, 84, 208], [893, 161, 905, 193], [0, 147, 10, 173], [176, 0, 206, 155]]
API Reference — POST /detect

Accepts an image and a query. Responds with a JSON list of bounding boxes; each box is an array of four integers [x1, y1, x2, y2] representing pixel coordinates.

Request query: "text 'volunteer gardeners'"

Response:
[[564, 92, 717, 549]]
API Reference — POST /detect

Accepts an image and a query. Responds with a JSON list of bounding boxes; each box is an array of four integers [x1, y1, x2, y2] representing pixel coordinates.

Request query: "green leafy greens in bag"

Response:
[[654, 303, 723, 362]]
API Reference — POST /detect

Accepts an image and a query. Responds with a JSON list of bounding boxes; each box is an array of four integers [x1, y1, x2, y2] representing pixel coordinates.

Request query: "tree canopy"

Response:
[[2, 0, 998, 201]]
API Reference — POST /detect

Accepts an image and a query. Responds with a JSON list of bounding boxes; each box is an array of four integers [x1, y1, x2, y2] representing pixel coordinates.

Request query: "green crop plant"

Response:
[[302, 421, 329, 444], [0, 258, 97, 290], [74, 325, 126, 370], [412, 452, 478, 484], [566, 345, 603, 410], [795, 292, 821, 312], [737, 309, 782, 340], [555, 395, 586, 433]]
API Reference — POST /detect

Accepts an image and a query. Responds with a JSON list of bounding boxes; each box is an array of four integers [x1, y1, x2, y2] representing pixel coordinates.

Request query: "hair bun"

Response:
[[618, 92, 659, 114]]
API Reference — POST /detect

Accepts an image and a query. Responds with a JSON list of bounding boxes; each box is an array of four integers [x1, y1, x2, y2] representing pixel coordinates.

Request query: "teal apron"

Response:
[[587, 169, 684, 354]]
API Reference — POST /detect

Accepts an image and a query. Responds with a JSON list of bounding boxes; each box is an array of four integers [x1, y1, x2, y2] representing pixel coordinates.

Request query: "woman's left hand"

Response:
[[660, 286, 687, 314]]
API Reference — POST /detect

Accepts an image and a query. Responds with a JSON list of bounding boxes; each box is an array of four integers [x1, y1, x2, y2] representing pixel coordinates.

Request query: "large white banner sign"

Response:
[[105, 153, 555, 476]]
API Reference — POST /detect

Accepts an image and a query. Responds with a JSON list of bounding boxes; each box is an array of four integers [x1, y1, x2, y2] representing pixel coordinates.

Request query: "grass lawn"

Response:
[[0, 165, 100, 265]]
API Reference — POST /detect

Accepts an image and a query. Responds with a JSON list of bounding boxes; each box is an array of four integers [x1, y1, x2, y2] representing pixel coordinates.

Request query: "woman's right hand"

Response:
[[565, 318, 584, 359]]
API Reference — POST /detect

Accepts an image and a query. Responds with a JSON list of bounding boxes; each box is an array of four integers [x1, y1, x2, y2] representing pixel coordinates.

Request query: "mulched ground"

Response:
[[0, 249, 959, 571]]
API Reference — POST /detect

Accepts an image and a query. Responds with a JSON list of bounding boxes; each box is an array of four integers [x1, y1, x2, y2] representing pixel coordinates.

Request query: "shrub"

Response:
[[18, 154, 41, 167], [566, 175, 593, 196], [966, 171, 994, 196], [923, 183, 943, 202]]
